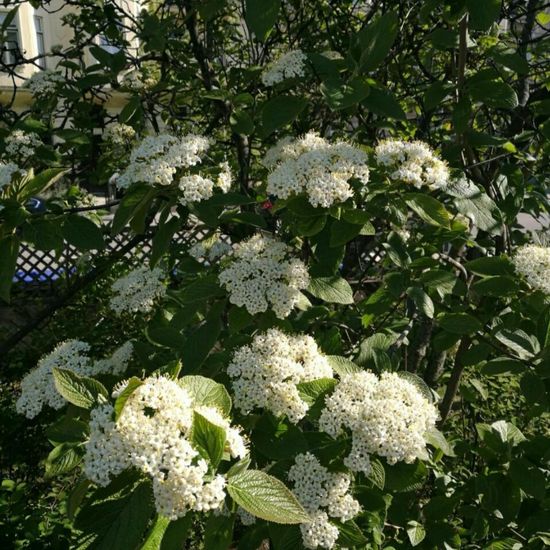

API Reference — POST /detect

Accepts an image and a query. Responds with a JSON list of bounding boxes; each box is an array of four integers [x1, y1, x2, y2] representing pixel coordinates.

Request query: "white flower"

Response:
[[289, 452, 360, 549], [109, 266, 166, 315], [16, 340, 92, 419], [26, 69, 64, 97], [178, 174, 214, 205], [512, 244, 550, 295], [116, 133, 210, 189], [319, 371, 438, 473], [104, 123, 136, 146], [16, 340, 134, 419], [216, 161, 233, 192], [0, 162, 25, 191], [189, 233, 232, 264], [227, 328, 332, 423], [4, 130, 42, 159], [89, 341, 134, 376], [121, 69, 157, 91], [261, 50, 307, 86], [263, 132, 370, 208], [218, 234, 309, 319], [84, 376, 243, 519], [374, 139, 450, 190]]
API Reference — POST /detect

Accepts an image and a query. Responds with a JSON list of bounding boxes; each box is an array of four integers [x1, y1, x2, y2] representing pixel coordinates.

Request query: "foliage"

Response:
[[1, 0, 549, 549]]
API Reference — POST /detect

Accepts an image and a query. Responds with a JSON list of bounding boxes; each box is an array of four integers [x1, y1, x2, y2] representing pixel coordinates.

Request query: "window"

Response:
[[34, 15, 46, 69], [0, 12, 21, 66]]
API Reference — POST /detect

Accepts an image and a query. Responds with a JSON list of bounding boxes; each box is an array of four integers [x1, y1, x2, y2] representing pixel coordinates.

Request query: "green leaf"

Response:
[[425, 428, 455, 457], [230, 109, 255, 135], [180, 303, 223, 371], [384, 460, 428, 492], [114, 377, 143, 420], [509, 458, 546, 500], [151, 216, 181, 267], [367, 458, 385, 490], [321, 76, 370, 111], [468, 79, 518, 109], [438, 312, 482, 335], [191, 410, 226, 469], [407, 521, 426, 547], [179, 376, 232, 416], [296, 378, 336, 406], [426, 28, 459, 49], [261, 95, 307, 136], [220, 211, 267, 228], [404, 193, 451, 228], [159, 515, 193, 550], [447, 179, 501, 234], [335, 520, 368, 547], [480, 358, 526, 376], [355, 11, 399, 72], [62, 214, 105, 250], [326, 355, 361, 376], [495, 329, 539, 359], [45, 442, 83, 478], [227, 470, 309, 524], [176, 276, 225, 304], [465, 256, 514, 276], [330, 219, 363, 246], [467, 0, 501, 31], [21, 168, 67, 200], [471, 276, 518, 297], [142, 515, 171, 550], [52, 368, 109, 410], [46, 417, 89, 444], [407, 287, 434, 319], [362, 85, 406, 119], [0, 235, 19, 303], [75, 481, 154, 550], [245, 0, 280, 40], [111, 184, 154, 235], [204, 512, 235, 550], [307, 276, 354, 304]]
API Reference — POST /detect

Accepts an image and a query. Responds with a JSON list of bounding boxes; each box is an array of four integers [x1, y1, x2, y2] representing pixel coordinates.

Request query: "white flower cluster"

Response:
[[4, 130, 42, 159], [227, 328, 332, 423], [189, 233, 232, 264], [26, 69, 64, 97], [289, 453, 361, 549], [320, 371, 438, 473], [374, 139, 450, 190], [84, 376, 247, 519], [109, 266, 166, 315], [116, 133, 210, 190], [16, 340, 134, 419], [263, 132, 370, 208], [261, 50, 307, 86], [512, 244, 550, 295], [0, 162, 25, 191], [218, 234, 309, 318], [121, 69, 157, 91], [104, 123, 136, 146]]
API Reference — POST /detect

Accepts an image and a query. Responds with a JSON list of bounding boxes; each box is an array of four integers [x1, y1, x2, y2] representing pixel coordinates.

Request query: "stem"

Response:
[[438, 337, 472, 426]]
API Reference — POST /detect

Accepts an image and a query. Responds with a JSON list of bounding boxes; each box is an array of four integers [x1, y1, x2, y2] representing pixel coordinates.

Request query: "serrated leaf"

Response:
[[404, 193, 450, 228], [245, 0, 280, 40], [438, 312, 482, 335], [425, 428, 455, 457], [179, 376, 232, 416], [52, 368, 108, 410], [407, 286, 434, 319], [307, 276, 354, 304], [227, 470, 309, 524], [191, 410, 226, 469], [326, 355, 361, 376], [45, 443, 83, 478], [261, 95, 307, 136], [407, 521, 426, 547], [114, 377, 143, 420]]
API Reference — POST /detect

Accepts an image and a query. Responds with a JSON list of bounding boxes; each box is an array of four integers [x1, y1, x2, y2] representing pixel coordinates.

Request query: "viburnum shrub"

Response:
[[1, 1, 549, 549]]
